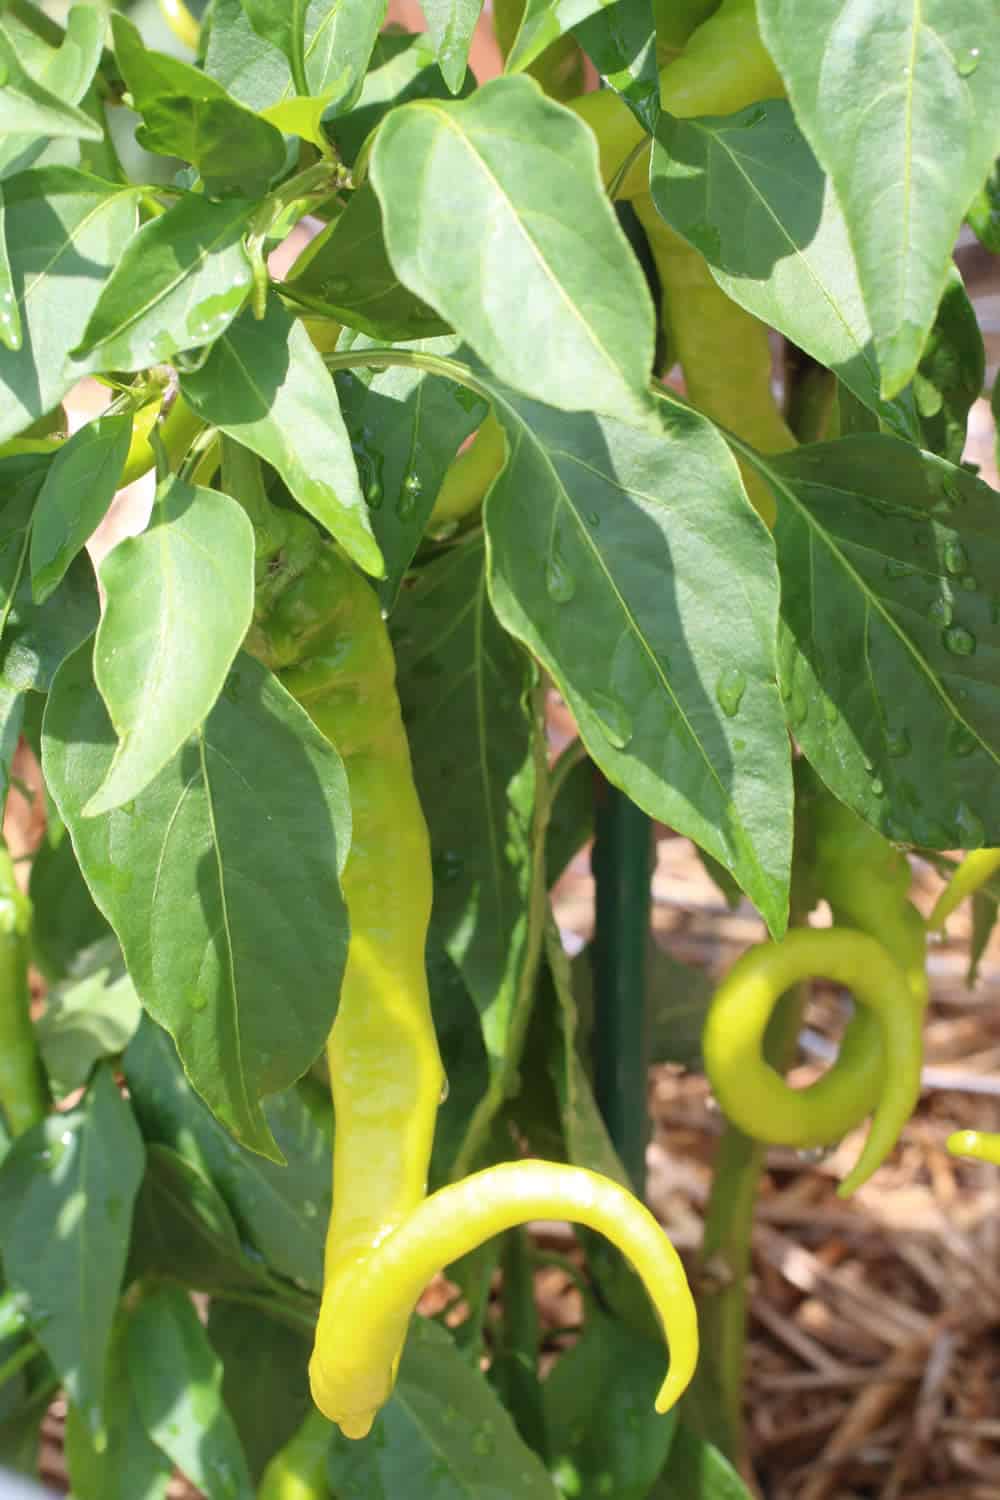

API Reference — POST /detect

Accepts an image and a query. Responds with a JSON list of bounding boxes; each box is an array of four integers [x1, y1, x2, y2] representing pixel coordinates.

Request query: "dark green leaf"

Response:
[[757, 0, 1000, 397], [128, 1144, 272, 1293], [545, 1305, 676, 1500], [0, 168, 138, 443], [29, 822, 110, 983], [86, 478, 255, 815], [35, 936, 140, 1095], [421, 0, 482, 93], [180, 295, 383, 577], [573, 0, 659, 131], [334, 332, 486, 606], [327, 1318, 561, 1498], [287, 182, 450, 342], [30, 413, 131, 604], [768, 436, 1000, 846], [111, 15, 286, 199], [967, 158, 1000, 252], [546, 749, 593, 888], [241, 0, 311, 94], [484, 386, 792, 937], [649, 103, 919, 439], [43, 644, 351, 1161], [653, 1425, 753, 1499], [0, 1065, 144, 1440], [968, 887, 998, 988], [328, 27, 476, 165], [124, 1016, 331, 1292], [426, 938, 490, 1188], [64, 1311, 173, 1500], [127, 1284, 254, 1500], [72, 194, 255, 370], [392, 536, 549, 1171], [912, 267, 985, 464], [207, 1302, 313, 1482], [370, 77, 656, 426]]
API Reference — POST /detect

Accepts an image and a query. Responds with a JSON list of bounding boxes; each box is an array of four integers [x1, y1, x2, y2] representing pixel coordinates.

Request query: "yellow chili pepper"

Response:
[[947, 1129, 1000, 1166], [427, 409, 506, 533], [309, 1160, 698, 1439], [928, 848, 1000, 932], [702, 927, 923, 1197], [157, 0, 200, 52]]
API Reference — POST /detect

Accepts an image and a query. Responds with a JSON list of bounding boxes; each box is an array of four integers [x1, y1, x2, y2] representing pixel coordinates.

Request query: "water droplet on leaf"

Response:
[[545, 552, 576, 604], [957, 46, 981, 76], [943, 625, 976, 656], [715, 665, 746, 718], [591, 692, 632, 749], [943, 540, 968, 575], [929, 597, 953, 628]]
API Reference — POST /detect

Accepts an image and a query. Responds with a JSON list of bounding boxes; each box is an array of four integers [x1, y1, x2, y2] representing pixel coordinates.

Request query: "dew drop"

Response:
[[957, 46, 981, 76], [885, 558, 917, 579], [591, 691, 633, 749], [886, 726, 911, 758], [929, 597, 953, 628], [366, 480, 383, 508], [439, 1074, 450, 1104], [943, 625, 976, 656], [961, 574, 977, 591], [190, 990, 208, 1012], [545, 552, 576, 604], [715, 664, 746, 718], [943, 540, 968, 575], [871, 777, 884, 797]]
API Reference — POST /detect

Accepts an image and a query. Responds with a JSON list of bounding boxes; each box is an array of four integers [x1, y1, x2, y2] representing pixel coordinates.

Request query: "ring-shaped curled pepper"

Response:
[[309, 1160, 698, 1440], [249, 518, 697, 1440], [702, 928, 923, 1198], [947, 1129, 1000, 1166], [928, 848, 1000, 932]]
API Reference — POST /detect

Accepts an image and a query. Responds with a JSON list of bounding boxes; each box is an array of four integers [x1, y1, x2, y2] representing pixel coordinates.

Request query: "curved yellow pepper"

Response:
[[249, 519, 698, 1441], [309, 1160, 698, 1439], [702, 927, 924, 1198], [947, 1129, 1000, 1166]]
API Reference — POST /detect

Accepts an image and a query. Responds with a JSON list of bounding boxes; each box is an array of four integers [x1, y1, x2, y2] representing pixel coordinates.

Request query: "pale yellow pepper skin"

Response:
[[928, 848, 1000, 932], [703, 928, 924, 1198], [947, 1129, 1000, 1166], [308, 1160, 699, 1440]]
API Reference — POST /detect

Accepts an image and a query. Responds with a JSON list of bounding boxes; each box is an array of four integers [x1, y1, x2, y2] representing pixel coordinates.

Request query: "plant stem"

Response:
[[0, 845, 47, 1139]]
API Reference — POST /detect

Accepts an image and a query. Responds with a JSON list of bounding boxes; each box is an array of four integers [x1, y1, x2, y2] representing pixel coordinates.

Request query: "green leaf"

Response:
[[757, 0, 1000, 398], [128, 1143, 272, 1294], [206, 1302, 312, 1483], [912, 266, 985, 465], [0, 454, 99, 696], [967, 158, 1000, 253], [30, 413, 132, 604], [391, 536, 550, 1170], [767, 436, 1000, 846], [546, 748, 593, 887], [72, 194, 255, 371], [334, 332, 486, 606], [180, 295, 383, 577], [241, 0, 311, 94], [42, 644, 351, 1161], [646, 935, 712, 1070], [370, 77, 656, 426], [545, 1305, 676, 1500], [0, 1065, 144, 1441], [2, 5, 104, 110], [0, 22, 103, 148], [506, 0, 604, 74], [328, 27, 476, 166], [85, 479, 255, 816], [287, 182, 450, 342], [124, 1016, 331, 1291], [649, 103, 918, 438], [421, 0, 482, 93], [327, 1318, 561, 1499], [573, 0, 660, 130], [110, 15, 286, 199], [653, 1425, 753, 1499], [0, 190, 21, 352], [35, 937, 140, 1095], [64, 1311, 174, 1500], [0, 168, 138, 444], [29, 824, 110, 983], [127, 1284, 254, 1500], [205, 0, 385, 120], [484, 386, 792, 937], [426, 938, 490, 1188]]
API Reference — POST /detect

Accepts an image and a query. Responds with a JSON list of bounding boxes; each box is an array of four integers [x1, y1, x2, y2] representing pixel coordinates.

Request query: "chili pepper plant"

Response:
[[0, 0, 998, 1496]]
